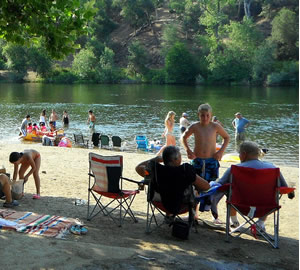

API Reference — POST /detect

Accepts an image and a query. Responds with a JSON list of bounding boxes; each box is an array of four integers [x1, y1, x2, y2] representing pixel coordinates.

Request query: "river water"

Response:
[[0, 83, 298, 167]]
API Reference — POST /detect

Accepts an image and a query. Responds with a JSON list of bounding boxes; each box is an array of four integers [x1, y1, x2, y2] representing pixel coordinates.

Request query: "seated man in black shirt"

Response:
[[136, 146, 210, 216]]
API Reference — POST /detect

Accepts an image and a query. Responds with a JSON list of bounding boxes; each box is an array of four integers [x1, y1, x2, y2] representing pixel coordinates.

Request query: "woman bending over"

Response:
[[9, 149, 41, 199]]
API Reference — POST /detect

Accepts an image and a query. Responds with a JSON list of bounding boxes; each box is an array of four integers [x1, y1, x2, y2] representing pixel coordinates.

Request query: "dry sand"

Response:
[[0, 143, 298, 270]]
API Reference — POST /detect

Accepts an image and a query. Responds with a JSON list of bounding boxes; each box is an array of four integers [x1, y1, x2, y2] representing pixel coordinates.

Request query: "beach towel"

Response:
[[0, 209, 79, 239]]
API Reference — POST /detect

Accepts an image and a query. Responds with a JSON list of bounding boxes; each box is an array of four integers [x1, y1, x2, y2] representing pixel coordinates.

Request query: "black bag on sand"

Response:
[[172, 219, 190, 240]]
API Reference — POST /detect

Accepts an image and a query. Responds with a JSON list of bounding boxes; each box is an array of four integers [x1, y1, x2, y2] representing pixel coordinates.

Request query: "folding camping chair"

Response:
[[100, 135, 110, 149], [225, 165, 295, 248], [145, 161, 195, 236], [135, 135, 148, 150], [87, 153, 142, 226], [73, 133, 89, 148], [91, 132, 100, 147], [112, 136, 122, 148]]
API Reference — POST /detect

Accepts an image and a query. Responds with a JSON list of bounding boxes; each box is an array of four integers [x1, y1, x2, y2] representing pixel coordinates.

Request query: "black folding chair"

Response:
[[112, 136, 122, 148], [73, 133, 89, 148], [145, 161, 195, 236], [100, 135, 110, 149]]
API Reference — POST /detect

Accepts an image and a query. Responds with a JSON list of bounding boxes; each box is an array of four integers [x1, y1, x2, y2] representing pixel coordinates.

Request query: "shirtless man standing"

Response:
[[87, 110, 96, 132], [49, 109, 59, 128], [9, 149, 41, 199], [181, 103, 230, 222]]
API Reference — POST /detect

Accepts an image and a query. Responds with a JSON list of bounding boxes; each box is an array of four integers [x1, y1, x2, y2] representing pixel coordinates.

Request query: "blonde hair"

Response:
[[198, 103, 212, 113], [165, 111, 176, 124]]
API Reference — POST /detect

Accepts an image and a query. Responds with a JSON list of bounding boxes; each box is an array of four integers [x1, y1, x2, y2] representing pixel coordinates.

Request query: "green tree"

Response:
[[161, 23, 182, 56], [271, 8, 299, 60], [169, 0, 186, 17], [114, 0, 154, 30], [89, 0, 118, 42], [0, 0, 96, 59], [2, 43, 28, 80], [165, 42, 198, 84], [27, 46, 52, 78], [127, 41, 149, 77], [206, 48, 249, 83], [96, 46, 121, 83], [207, 18, 262, 83], [72, 48, 97, 80], [251, 40, 276, 83], [182, 0, 202, 36], [199, 0, 235, 41]]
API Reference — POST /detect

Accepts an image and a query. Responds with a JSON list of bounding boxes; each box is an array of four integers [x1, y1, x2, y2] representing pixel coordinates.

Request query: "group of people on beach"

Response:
[[136, 103, 294, 231], [20, 109, 70, 137], [157, 105, 251, 157], [2, 103, 294, 235], [20, 109, 97, 137]]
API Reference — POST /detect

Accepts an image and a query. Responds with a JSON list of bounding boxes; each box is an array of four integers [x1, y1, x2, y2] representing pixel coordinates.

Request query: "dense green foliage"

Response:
[[0, 0, 298, 85], [0, 0, 96, 59]]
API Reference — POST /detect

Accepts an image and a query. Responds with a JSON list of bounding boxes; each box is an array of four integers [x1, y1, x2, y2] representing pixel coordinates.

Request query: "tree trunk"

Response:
[[244, 0, 252, 18]]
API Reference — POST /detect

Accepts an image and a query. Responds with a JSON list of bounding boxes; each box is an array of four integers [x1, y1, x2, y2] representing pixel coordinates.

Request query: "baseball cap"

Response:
[[182, 112, 188, 117], [235, 112, 241, 116]]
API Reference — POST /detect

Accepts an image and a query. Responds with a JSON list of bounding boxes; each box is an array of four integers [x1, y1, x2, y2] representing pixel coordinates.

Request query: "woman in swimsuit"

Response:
[[157, 111, 176, 155], [9, 149, 41, 199], [40, 109, 48, 128], [62, 110, 70, 126]]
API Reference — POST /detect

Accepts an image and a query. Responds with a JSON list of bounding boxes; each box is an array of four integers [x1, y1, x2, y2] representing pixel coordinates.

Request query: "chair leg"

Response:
[[146, 202, 151, 234], [274, 210, 279, 248], [225, 203, 231, 242]]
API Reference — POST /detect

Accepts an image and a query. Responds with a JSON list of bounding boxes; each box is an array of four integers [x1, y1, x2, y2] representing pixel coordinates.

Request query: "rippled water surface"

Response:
[[0, 83, 298, 167]]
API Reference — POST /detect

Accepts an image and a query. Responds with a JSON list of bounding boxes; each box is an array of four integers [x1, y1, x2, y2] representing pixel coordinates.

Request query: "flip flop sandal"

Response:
[[32, 194, 41, 199], [70, 225, 81, 235], [79, 225, 88, 235]]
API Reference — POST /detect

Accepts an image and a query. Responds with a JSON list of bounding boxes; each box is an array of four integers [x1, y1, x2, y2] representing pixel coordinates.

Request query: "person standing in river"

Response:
[[62, 110, 70, 127], [39, 109, 48, 128], [87, 110, 96, 133]]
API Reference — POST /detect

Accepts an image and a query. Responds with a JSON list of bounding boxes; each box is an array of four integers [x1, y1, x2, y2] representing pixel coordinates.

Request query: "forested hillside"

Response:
[[0, 0, 298, 86]]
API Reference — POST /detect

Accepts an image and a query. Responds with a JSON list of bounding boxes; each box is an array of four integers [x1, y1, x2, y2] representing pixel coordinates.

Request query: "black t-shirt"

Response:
[[150, 162, 196, 215]]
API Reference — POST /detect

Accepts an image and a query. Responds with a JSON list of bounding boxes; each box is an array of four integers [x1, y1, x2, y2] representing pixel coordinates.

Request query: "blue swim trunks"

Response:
[[191, 158, 220, 182], [192, 158, 220, 219]]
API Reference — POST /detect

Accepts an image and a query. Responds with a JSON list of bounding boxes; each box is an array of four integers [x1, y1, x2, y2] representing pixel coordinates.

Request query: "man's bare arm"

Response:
[[193, 175, 210, 191], [135, 156, 163, 177]]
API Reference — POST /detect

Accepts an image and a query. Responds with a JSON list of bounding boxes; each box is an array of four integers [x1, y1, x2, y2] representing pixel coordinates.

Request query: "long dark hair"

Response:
[[9, 152, 23, 163]]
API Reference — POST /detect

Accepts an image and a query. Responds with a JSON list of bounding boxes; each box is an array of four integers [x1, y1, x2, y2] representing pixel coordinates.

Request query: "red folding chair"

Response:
[[87, 153, 141, 227], [225, 165, 295, 248]]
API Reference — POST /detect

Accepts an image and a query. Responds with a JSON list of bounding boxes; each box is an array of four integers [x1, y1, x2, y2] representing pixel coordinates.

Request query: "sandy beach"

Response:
[[0, 142, 298, 270]]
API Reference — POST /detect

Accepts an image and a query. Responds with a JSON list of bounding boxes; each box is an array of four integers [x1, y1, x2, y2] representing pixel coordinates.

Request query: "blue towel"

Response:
[[196, 182, 223, 216]]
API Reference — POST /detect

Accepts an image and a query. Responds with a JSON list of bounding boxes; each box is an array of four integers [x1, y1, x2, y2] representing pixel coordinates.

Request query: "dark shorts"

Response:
[[191, 158, 220, 182], [180, 127, 186, 133]]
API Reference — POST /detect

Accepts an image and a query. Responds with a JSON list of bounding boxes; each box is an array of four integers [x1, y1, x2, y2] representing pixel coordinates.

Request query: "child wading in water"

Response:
[[9, 149, 41, 199]]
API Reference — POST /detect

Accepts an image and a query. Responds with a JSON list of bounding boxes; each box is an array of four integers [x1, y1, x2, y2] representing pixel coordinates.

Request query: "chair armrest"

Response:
[[121, 177, 145, 190], [278, 187, 295, 195], [88, 173, 95, 177], [121, 176, 143, 185]]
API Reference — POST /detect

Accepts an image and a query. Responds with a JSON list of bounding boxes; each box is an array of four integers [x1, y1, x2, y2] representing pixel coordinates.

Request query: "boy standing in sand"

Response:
[[181, 103, 230, 222]]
